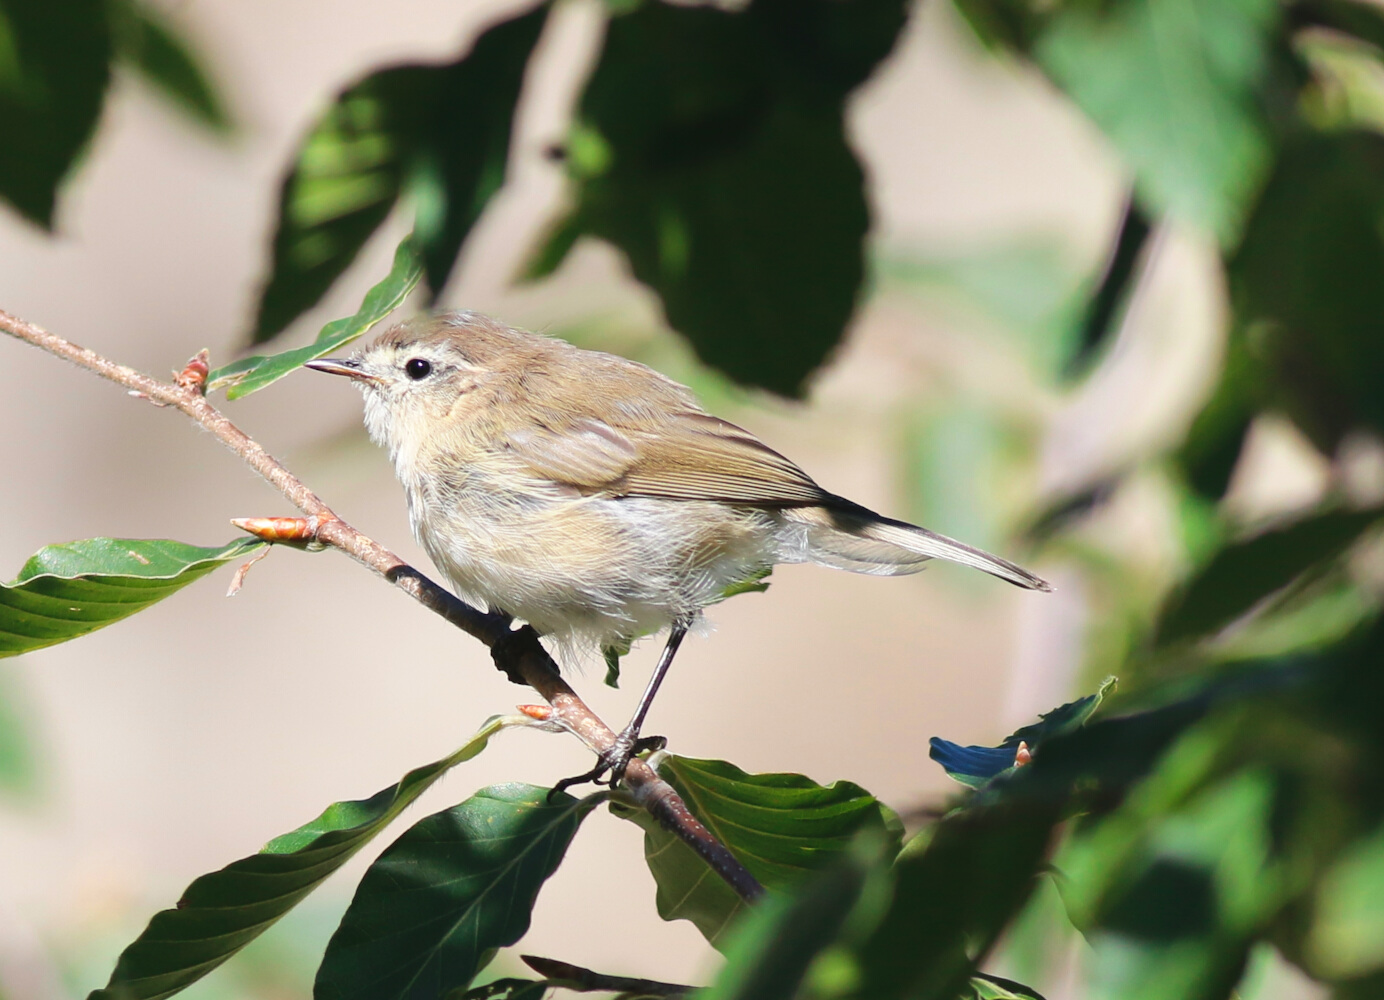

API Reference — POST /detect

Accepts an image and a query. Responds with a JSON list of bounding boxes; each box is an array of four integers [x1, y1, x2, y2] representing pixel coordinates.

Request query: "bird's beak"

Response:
[[304, 357, 379, 382]]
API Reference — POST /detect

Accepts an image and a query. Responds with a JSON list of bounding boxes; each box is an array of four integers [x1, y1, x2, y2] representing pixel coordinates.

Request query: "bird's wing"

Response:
[[503, 411, 831, 506]]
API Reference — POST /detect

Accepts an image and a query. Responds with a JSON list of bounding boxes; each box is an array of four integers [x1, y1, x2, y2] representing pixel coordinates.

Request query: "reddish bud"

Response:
[[231, 516, 315, 542], [175, 349, 210, 393], [1014, 741, 1032, 767], [517, 704, 553, 720]]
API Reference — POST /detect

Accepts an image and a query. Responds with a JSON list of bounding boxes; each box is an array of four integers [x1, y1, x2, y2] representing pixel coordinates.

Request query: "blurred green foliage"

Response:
[[9, 0, 1384, 997]]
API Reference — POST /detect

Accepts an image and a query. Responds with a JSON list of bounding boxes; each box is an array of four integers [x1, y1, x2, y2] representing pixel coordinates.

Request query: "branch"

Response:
[[0, 308, 763, 904]]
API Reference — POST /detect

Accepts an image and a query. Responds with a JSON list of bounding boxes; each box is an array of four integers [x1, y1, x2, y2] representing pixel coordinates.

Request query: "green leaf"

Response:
[[91, 716, 511, 1000], [535, 0, 907, 396], [251, 6, 546, 342], [930, 677, 1117, 788], [1309, 823, 1384, 978], [849, 801, 1063, 1000], [450, 981, 551, 1000], [0, 537, 262, 659], [108, 0, 229, 131], [963, 974, 1049, 1000], [209, 235, 422, 398], [1155, 507, 1384, 647], [1036, 0, 1280, 244], [697, 835, 891, 1000], [613, 755, 901, 949], [0, 0, 112, 227], [1228, 131, 1384, 450], [315, 784, 601, 1000]]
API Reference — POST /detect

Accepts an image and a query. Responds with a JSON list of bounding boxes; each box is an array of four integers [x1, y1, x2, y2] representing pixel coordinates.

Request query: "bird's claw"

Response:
[[548, 733, 667, 800]]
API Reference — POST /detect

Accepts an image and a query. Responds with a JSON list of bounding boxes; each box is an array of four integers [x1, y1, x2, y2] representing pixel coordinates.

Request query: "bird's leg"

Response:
[[551, 617, 691, 796]]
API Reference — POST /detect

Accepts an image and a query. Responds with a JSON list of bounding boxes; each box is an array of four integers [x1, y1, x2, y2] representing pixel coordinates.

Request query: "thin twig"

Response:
[[0, 308, 763, 904]]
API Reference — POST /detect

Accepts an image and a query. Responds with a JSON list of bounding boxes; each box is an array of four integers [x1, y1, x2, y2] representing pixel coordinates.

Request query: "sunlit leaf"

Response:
[[208, 235, 421, 398], [0, 0, 112, 227], [251, 6, 545, 342], [613, 755, 900, 950], [1036, 0, 1280, 243], [315, 784, 601, 1000], [91, 717, 512, 1000], [0, 537, 262, 659]]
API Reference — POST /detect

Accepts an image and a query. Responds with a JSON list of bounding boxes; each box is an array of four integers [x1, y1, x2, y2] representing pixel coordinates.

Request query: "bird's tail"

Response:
[[781, 503, 1051, 591]]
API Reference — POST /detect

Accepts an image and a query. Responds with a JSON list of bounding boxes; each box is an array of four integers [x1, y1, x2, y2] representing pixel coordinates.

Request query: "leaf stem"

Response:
[[0, 307, 764, 904]]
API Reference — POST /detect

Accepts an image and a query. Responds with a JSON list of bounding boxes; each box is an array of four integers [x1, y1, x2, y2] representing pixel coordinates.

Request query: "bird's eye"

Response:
[[404, 358, 432, 380]]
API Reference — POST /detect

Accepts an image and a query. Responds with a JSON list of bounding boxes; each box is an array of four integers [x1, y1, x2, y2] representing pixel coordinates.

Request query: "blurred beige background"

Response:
[[0, 0, 1246, 996]]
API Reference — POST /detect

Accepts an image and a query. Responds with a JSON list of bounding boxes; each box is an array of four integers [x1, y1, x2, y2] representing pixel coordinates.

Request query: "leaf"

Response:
[[964, 974, 1049, 1000], [449, 981, 551, 1000], [108, 0, 229, 131], [208, 235, 422, 398], [930, 677, 1117, 788], [251, 6, 546, 343], [1067, 199, 1151, 378], [0, 0, 112, 227], [533, 0, 907, 396], [613, 755, 901, 950], [1228, 131, 1384, 450], [315, 784, 601, 1000], [91, 716, 512, 1000], [1155, 506, 1384, 647], [0, 537, 262, 659], [1035, 0, 1280, 244], [1309, 823, 1384, 978], [850, 801, 1063, 1000], [697, 835, 891, 1000]]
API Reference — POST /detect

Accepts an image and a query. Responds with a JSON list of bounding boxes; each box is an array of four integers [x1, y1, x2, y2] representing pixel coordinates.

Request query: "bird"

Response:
[[306, 311, 1050, 787]]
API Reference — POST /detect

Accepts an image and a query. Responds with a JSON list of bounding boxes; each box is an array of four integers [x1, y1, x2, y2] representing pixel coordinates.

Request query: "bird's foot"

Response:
[[549, 731, 667, 799], [489, 623, 542, 685]]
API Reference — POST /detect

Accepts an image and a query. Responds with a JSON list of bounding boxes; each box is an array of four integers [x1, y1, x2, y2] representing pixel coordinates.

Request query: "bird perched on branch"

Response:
[[308, 311, 1050, 787]]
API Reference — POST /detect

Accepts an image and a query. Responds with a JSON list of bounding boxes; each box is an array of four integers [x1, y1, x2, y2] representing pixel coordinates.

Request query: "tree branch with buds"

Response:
[[0, 307, 763, 904]]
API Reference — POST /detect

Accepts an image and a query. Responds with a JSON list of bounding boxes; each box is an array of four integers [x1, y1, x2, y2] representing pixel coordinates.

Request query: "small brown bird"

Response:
[[308, 311, 1049, 786]]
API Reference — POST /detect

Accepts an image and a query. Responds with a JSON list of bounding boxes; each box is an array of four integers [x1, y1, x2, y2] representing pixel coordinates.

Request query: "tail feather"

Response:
[[783, 504, 1051, 591]]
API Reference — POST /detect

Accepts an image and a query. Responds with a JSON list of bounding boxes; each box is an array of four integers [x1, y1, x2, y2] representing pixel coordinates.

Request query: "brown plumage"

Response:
[[308, 311, 1049, 783]]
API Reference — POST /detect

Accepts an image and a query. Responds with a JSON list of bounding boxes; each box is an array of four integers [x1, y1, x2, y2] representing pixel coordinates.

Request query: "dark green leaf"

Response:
[[449, 981, 551, 1000], [963, 973, 1049, 1000], [209, 235, 422, 398], [952, 0, 1041, 52], [92, 717, 511, 1000], [0, 0, 112, 227], [108, 0, 229, 131], [613, 755, 900, 949], [519, 955, 692, 997], [1067, 198, 1151, 378], [849, 802, 1062, 1000], [1036, 0, 1280, 243], [697, 835, 891, 1000], [0, 537, 262, 659], [930, 677, 1117, 788], [409, 5, 547, 298], [315, 784, 601, 1000], [251, 6, 545, 342], [537, 0, 907, 395], [1228, 131, 1384, 449], [1172, 335, 1262, 501], [1155, 507, 1384, 647]]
